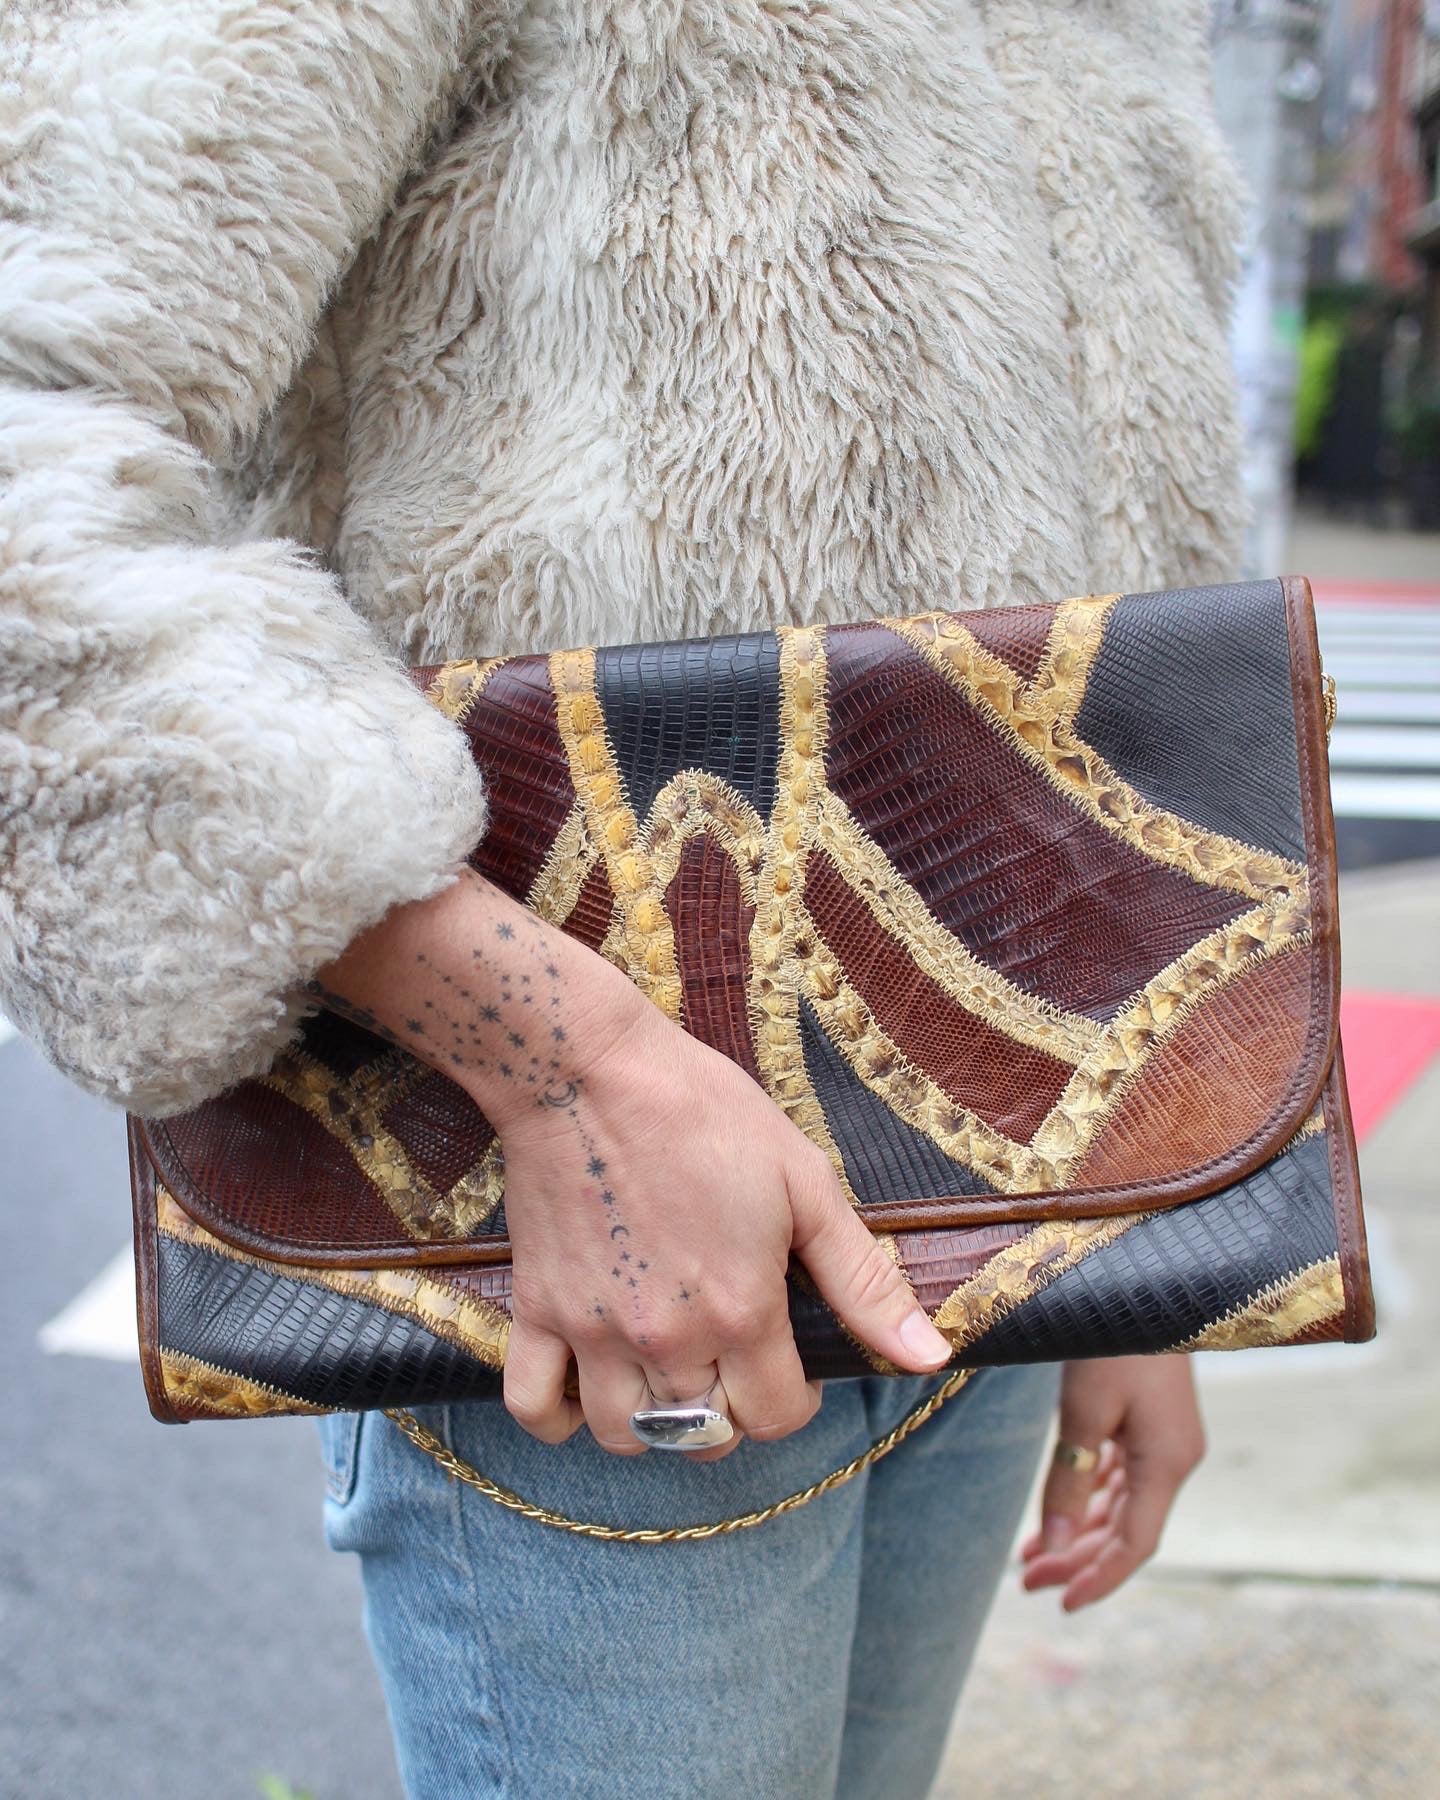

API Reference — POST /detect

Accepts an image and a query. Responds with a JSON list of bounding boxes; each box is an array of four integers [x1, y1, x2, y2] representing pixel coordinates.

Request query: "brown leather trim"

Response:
[[133, 577, 1349, 1267], [1324, 1036, 1375, 1342], [1284, 575, 1373, 1343], [1284, 575, 1342, 1037], [128, 1118, 179, 1423]]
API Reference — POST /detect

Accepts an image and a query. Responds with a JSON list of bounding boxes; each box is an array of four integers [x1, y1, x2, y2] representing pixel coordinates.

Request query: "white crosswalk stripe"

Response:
[[1328, 726, 1440, 767], [38, 1246, 139, 1362], [1316, 590, 1440, 822]]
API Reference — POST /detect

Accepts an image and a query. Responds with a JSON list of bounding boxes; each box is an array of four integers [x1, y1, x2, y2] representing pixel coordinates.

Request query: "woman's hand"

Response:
[[314, 870, 953, 1458], [1020, 1356, 1206, 1610], [496, 992, 949, 1459]]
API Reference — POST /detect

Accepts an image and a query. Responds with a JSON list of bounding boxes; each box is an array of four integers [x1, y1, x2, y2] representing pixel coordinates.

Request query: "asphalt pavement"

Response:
[[0, 1054, 402, 1799]]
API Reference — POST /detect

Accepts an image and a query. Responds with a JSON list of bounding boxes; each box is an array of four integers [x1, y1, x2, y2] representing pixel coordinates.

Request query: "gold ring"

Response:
[[1052, 1440, 1101, 1473]]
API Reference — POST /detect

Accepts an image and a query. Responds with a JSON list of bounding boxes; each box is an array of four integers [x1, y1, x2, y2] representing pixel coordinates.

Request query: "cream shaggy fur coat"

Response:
[[0, 1, 1247, 1116]]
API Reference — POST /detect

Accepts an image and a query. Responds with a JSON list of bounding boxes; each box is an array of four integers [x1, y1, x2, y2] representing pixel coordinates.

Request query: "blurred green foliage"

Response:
[[257, 1778, 318, 1800], [1295, 316, 1343, 458]]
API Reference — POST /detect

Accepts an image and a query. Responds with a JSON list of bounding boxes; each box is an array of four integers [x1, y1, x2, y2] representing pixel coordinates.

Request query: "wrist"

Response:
[[467, 950, 653, 1137], [314, 869, 656, 1136]]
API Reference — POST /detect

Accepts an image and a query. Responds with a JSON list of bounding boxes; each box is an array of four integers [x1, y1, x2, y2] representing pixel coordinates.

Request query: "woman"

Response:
[[1, 3, 1229, 1794]]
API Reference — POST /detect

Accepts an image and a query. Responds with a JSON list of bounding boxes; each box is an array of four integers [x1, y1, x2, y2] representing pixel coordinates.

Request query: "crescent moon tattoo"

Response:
[[609, 1223, 630, 1240], [539, 1080, 578, 1108]]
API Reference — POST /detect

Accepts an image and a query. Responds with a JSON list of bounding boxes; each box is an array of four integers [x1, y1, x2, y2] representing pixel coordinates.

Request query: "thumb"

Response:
[[788, 1152, 952, 1372]]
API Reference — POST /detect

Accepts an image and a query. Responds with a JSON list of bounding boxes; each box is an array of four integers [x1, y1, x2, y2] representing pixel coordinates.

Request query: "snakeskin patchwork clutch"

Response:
[[127, 576, 1373, 1423]]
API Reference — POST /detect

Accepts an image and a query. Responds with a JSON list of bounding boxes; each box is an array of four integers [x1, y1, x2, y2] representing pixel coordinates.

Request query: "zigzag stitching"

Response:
[[1176, 1256, 1344, 1351], [886, 608, 1306, 904], [155, 1189, 511, 1370]]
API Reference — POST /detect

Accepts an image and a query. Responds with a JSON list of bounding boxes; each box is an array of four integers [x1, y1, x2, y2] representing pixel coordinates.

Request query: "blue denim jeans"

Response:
[[320, 1361, 1060, 1800]]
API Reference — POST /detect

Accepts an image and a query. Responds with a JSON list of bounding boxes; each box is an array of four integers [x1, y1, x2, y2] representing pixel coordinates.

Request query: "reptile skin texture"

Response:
[[127, 577, 1374, 1422]]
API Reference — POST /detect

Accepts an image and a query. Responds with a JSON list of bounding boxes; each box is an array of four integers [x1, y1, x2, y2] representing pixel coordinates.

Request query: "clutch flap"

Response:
[[132, 576, 1341, 1269]]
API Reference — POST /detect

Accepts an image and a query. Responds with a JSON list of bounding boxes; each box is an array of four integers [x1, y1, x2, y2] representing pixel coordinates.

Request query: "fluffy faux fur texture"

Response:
[[0, 0, 1245, 1115]]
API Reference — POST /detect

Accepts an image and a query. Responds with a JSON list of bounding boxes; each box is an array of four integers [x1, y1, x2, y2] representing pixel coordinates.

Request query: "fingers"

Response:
[[718, 1332, 821, 1444], [638, 1359, 747, 1464], [1022, 1459, 1124, 1590], [1024, 1358, 1206, 1611], [1036, 1372, 1123, 1555], [1022, 1449, 1121, 1562], [673, 1372, 747, 1463], [1038, 1446, 1108, 1555], [788, 1150, 952, 1372], [578, 1354, 745, 1460], [1058, 1459, 1179, 1612], [639, 1359, 723, 1406], [575, 1352, 652, 1456], [503, 1318, 585, 1445], [1058, 1404, 1203, 1609]]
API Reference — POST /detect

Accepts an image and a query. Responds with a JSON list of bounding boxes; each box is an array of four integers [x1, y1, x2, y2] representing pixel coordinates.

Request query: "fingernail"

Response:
[[1042, 1515, 1074, 1554], [899, 1311, 952, 1366]]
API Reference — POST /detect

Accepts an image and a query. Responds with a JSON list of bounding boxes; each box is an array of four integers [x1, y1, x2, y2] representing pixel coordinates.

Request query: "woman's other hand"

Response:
[[314, 870, 953, 1459], [1020, 1356, 1206, 1610]]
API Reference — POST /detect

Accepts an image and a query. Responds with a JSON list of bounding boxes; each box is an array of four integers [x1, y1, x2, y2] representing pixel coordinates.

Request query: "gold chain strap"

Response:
[[383, 1366, 974, 1543]]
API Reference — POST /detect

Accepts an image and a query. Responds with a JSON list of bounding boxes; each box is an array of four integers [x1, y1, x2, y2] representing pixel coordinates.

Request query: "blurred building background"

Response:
[[1213, 0, 1440, 569]]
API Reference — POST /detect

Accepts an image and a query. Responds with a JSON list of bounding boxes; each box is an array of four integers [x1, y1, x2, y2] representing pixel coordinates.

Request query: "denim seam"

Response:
[[322, 1410, 364, 1505], [448, 1402, 521, 1794]]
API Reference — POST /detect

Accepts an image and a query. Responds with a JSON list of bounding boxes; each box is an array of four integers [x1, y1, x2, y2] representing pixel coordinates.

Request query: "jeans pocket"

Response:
[[317, 1410, 365, 1506]]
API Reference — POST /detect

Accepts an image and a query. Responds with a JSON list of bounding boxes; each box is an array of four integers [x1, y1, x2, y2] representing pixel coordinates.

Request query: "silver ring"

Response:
[[628, 1380, 734, 1451]]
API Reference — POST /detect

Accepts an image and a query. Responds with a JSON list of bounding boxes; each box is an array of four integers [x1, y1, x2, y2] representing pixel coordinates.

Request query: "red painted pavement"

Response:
[[1310, 578, 1440, 607], [1339, 990, 1440, 1144]]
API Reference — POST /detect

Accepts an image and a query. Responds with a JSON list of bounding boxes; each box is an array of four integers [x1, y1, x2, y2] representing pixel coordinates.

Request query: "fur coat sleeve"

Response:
[[0, 3, 491, 1115]]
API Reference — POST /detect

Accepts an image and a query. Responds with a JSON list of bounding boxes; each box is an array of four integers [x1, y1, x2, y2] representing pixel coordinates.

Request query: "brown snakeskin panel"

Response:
[[128, 577, 1373, 1421]]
